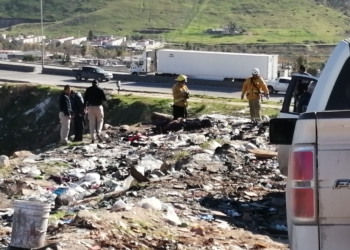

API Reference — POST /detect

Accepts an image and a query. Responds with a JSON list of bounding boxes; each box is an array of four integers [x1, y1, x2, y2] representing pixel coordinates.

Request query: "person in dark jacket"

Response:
[[84, 80, 107, 143], [296, 81, 316, 113], [293, 65, 312, 111], [70, 90, 85, 141], [59, 85, 72, 144]]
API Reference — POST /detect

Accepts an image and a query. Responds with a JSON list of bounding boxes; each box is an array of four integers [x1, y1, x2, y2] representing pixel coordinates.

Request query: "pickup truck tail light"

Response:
[[290, 146, 317, 223]]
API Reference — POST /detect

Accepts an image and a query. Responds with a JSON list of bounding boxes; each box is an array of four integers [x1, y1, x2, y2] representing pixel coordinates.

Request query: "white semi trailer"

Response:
[[130, 49, 278, 81]]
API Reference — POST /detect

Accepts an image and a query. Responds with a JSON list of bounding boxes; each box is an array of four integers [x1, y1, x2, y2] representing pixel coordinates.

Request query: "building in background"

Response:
[[0, 50, 22, 60], [95, 35, 114, 40], [64, 37, 87, 46], [105, 37, 126, 47], [51, 36, 75, 45]]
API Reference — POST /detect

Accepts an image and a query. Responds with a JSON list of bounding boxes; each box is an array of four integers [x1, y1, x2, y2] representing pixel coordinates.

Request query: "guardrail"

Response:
[[41, 67, 75, 76], [0, 64, 36, 72]]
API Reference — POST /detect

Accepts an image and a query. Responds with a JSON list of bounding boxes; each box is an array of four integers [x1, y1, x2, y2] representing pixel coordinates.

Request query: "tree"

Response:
[[23, 44, 35, 51], [228, 21, 237, 33], [81, 45, 91, 57], [23, 55, 35, 62], [308, 67, 319, 77], [296, 55, 307, 67], [116, 49, 124, 57], [88, 30, 94, 41], [94, 47, 106, 58]]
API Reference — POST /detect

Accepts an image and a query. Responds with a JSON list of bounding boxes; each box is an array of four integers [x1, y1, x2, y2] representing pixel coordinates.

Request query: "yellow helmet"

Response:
[[175, 74, 187, 82]]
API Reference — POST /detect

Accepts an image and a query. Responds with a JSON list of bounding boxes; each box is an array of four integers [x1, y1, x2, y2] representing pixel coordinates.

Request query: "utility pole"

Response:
[[40, 0, 45, 69]]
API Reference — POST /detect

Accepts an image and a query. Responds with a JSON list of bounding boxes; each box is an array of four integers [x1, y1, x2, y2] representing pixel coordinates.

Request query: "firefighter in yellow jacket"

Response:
[[241, 68, 269, 121], [172, 75, 190, 120]]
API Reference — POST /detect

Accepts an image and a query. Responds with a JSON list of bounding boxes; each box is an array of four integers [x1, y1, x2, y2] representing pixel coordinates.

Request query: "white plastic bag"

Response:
[[112, 199, 131, 212], [138, 197, 162, 210], [163, 206, 181, 225], [138, 155, 163, 172]]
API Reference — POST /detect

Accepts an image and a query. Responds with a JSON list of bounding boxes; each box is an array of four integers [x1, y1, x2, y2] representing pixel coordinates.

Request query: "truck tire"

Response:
[[97, 76, 103, 82], [84, 78, 88, 81], [106, 78, 110, 82], [131, 72, 138, 76], [75, 74, 82, 81], [268, 85, 275, 93]]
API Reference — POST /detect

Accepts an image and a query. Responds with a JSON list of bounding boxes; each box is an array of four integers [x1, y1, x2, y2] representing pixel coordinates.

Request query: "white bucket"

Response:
[[10, 200, 51, 249]]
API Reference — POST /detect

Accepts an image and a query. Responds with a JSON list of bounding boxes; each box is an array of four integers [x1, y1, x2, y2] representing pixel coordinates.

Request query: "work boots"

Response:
[[97, 133, 103, 142]]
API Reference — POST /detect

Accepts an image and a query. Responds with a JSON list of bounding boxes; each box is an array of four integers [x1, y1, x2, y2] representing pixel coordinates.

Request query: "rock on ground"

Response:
[[0, 155, 9, 168]]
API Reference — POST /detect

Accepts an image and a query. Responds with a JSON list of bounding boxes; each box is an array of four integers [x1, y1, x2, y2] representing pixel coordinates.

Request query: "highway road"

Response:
[[0, 60, 127, 73], [0, 70, 285, 102]]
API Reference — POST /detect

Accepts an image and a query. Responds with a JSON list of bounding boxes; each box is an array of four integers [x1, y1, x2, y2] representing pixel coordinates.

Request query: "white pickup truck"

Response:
[[266, 77, 292, 93], [270, 39, 350, 249]]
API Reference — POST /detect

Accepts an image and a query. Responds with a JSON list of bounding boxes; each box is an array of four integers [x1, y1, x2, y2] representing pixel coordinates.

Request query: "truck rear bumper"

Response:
[[319, 225, 350, 250], [291, 225, 319, 250]]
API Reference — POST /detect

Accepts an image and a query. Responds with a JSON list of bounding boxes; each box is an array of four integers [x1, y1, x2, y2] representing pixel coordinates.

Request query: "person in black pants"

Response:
[[70, 90, 85, 141], [293, 65, 312, 112]]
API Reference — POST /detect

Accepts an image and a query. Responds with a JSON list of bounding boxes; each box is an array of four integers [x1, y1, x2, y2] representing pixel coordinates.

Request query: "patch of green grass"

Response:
[[200, 138, 230, 149], [216, 138, 230, 144], [49, 210, 66, 223], [133, 220, 150, 229], [191, 94, 279, 106], [200, 141, 211, 149], [52, 161, 70, 167], [187, 100, 279, 118], [2, 0, 350, 44], [37, 162, 70, 176], [172, 151, 190, 161], [0, 166, 13, 178], [68, 141, 85, 147]]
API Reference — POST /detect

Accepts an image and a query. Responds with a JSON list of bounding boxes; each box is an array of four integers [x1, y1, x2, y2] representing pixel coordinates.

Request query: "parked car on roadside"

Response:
[[266, 77, 291, 93]]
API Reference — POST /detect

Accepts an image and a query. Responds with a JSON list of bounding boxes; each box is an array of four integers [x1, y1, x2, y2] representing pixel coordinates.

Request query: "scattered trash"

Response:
[[138, 197, 162, 211], [0, 114, 287, 249], [163, 206, 181, 225]]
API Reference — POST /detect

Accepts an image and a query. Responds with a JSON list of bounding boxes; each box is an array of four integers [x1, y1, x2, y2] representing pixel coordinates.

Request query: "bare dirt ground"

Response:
[[45, 206, 289, 250]]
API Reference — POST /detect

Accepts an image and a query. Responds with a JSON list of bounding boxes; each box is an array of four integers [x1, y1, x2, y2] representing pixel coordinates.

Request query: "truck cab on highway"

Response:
[[270, 38, 350, 249]]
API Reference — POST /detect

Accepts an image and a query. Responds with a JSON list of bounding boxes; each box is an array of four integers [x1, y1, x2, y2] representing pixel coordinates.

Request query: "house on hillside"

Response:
[[105, 37, 126, 47], [64, 37, 87, 46]]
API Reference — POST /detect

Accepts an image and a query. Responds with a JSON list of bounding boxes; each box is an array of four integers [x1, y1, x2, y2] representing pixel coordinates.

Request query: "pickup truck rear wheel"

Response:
[[268, 85, 275, 93], [75, 74, 82, 81]]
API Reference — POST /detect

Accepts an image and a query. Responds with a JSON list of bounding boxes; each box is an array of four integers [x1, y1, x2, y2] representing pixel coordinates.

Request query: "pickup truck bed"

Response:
[[270, 38, 350, 249]]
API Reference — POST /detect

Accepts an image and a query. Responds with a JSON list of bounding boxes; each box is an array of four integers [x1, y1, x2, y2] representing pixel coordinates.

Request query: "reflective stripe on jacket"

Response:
[[241, 76, 269, 100]]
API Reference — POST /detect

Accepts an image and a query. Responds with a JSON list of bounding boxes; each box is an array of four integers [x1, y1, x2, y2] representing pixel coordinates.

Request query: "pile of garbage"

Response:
[[0, 114, 288, 250]]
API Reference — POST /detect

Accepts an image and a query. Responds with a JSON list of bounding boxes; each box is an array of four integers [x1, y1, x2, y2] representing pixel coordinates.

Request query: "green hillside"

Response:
[[1, 0, 350, 44]]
